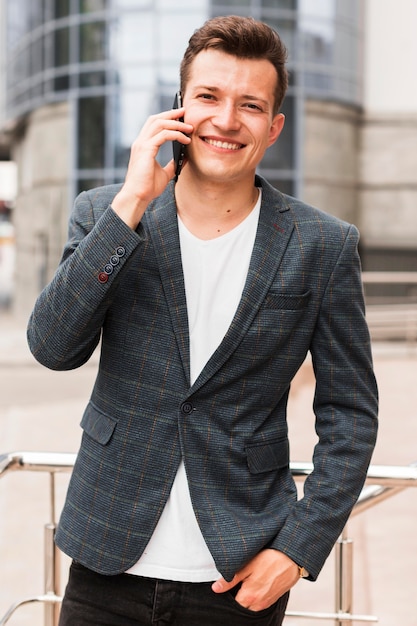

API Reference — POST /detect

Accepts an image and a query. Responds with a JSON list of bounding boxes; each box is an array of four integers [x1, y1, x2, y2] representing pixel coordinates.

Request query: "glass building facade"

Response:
[[4, 0, 361, 200]]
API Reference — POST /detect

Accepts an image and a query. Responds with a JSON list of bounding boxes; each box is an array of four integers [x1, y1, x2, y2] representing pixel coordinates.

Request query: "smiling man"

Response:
[[27, 15, 378, 626]]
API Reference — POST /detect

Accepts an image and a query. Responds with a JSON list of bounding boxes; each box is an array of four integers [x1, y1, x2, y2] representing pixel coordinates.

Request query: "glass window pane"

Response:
[[301, 28, 333, 65], [264, 18, 296, 61], [110, 14, 154, 64], [337, 0, 359, 22], [300, 0, 335, 58], [115, 65, 154, 89], [158, 63, 181, 88], [44, 32, 53, 70], [265, 179, 294, 196], [112, 91, 153, 168], [157, 0, 206, 7], [78, 96, 106, 169], [262, 0, 296, 9], [113, 0, 152, 7], [54, 75, 70, 91], [43, 78, 53, 95], [260, 95, 294, 171], [7, 0, 31, 48], [54, 26, 70, 67], [77, 178, 105, 194], [80, 0, 108, 11], [158, 13, 208, 64], [30, 36, 44, 75], [30, 0, 45, 28], [211, 0, 251, 7], [11, 50, 29, 84], [80, 21, 107, 63], [54, 0, 70, 19], [303, 70, 332, 92], [300, 0, 336, 19], [31, 81, 43, 98], [335, 26, 355, 71]]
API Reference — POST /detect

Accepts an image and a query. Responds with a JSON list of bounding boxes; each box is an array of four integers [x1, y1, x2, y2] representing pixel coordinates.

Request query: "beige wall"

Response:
[[303, 100, 361, 226], [303, 99, 417, 259], [361, 0, 417, 260], [364, 0, 417, 114], [12, 102, 71, 317], [359, 112, 417, 249]]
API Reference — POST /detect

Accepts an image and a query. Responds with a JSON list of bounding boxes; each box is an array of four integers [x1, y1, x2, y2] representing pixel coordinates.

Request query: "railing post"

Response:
[[335, 528, 353, 625], [44, 471, 61, 626], [44, 523, 61, 626]]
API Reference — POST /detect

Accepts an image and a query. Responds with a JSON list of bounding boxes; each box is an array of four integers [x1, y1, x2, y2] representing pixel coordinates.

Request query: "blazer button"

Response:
[[104, 263, 113, 275], [110, 254, 120, 266], [98, 272, 108, 284], [181, 402, 194, 415], [116, 246, 126, 257]]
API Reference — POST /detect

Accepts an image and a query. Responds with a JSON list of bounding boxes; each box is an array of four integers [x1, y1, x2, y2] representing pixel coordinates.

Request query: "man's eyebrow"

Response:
[[193, 85, 218, 92]]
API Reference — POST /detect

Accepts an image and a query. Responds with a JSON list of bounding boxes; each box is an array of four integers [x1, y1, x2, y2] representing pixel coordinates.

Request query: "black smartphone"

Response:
[[172, 91, 186, 182]]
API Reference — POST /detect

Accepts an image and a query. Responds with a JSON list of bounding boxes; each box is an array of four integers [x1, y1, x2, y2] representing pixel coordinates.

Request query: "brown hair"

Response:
[[180, 15, 288, 115]]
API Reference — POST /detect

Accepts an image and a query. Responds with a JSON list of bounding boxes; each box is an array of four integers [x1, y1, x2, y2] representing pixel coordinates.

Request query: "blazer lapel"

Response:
[[145, 182, 191, 385], [145, 179, 294, 392], [191, 179, 294, 392]]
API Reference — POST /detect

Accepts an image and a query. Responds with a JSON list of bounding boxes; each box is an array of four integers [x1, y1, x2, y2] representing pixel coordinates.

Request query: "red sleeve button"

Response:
[[98, 272, 109, 284]]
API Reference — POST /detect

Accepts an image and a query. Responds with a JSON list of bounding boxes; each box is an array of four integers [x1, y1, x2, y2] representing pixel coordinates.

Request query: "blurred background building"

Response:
[[0, 0, 416, 316]]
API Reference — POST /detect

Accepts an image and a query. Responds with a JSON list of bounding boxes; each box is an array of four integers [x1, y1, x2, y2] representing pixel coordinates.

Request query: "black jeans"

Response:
[[58, 561, 289, 626]]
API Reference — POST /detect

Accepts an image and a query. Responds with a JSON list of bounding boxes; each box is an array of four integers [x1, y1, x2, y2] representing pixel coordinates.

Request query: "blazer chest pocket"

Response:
[[245, 437, 289, 474], [80, 401, 118, 445], [263, 290, 311, 311]]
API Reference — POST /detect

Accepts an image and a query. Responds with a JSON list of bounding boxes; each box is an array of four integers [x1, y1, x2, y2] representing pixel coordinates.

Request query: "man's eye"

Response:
[[245, 103, 263, 111], [198, 93, 215, 100]]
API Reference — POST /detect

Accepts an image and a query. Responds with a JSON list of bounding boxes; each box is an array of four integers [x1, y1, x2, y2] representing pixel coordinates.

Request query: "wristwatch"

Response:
[[298, 565, 309, 578]]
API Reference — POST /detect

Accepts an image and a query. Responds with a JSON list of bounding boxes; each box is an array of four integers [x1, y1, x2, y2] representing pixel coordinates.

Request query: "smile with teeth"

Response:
[[203, 138, 243, 150]]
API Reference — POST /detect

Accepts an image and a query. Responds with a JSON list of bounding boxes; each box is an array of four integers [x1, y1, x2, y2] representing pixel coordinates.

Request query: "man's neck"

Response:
[[174, 173, 259, 240]]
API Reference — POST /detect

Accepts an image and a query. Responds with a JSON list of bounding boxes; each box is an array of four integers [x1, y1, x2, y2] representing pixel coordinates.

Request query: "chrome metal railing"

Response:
[[362, 271, 417, 344], [362, 271, 417, 286], [1, 451, 417, 626], [287, 461, 417, 624], [0, 452, 75, 626]]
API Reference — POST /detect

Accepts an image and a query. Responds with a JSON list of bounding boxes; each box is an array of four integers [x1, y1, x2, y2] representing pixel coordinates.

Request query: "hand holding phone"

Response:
[[172, 92, 186, 182]]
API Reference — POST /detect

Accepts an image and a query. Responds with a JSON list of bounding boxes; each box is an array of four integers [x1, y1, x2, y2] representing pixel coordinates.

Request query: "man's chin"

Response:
[[190, 161, 249, 185]]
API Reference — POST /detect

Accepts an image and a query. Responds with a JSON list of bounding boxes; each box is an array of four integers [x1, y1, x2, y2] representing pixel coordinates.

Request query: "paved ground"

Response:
[[1, 310, 416, 626]]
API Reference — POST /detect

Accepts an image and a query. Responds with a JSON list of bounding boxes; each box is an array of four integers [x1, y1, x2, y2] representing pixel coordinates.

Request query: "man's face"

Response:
[[182, 49, 285, 185]]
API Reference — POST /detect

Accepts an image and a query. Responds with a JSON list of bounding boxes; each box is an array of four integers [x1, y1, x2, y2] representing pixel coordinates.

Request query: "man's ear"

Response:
[[268, 113, 285, 147]]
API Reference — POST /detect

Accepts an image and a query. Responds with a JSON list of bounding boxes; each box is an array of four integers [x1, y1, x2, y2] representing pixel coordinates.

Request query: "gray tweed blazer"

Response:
[[27, 175, 378, 582]]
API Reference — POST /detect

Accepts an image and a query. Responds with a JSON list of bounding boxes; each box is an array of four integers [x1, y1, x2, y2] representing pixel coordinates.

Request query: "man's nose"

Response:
[[213, 102, 241, 131]]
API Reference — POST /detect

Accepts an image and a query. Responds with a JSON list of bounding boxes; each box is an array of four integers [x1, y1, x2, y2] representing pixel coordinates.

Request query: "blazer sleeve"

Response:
[[27, 189, 144, 370], [270, 224, 378, 579]]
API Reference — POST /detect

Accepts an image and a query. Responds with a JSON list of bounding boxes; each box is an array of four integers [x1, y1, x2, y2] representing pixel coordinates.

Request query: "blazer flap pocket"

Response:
[[80, 402, 118, 445], [246, 437, 289, 474]]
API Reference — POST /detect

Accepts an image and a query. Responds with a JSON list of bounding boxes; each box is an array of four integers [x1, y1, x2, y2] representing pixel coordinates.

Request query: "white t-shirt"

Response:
[[127, 191, 261, 581]]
